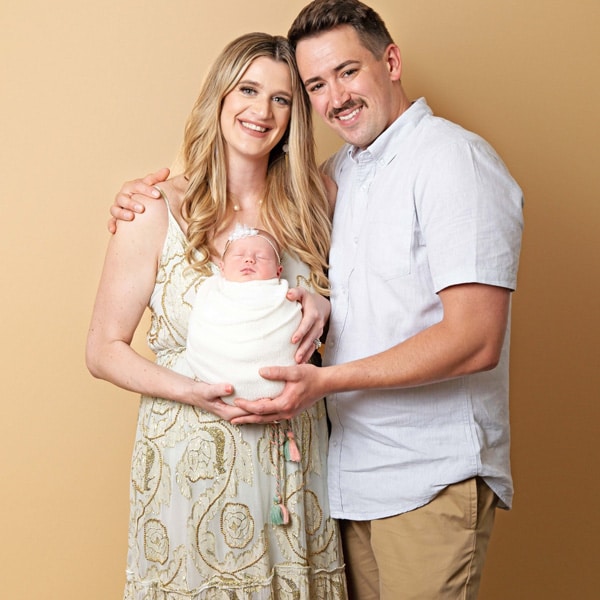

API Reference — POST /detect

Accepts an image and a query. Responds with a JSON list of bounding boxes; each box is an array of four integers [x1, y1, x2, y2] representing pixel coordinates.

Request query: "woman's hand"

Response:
[[286, 288, 330, 364], [187, 378, 253, 420], [107, 167, 170, 233]]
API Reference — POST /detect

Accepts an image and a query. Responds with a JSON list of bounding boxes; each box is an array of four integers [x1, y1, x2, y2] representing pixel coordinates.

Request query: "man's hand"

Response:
[[231, 363, 324, 424], [108, 167, 170, 233]]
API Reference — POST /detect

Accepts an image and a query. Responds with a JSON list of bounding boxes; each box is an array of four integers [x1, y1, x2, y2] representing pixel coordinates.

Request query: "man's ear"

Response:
[[385, 43, 402, 81]]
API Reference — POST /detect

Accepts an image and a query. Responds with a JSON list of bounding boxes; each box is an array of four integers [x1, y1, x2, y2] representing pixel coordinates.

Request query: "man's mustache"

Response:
[[329, 100, 364, 120]]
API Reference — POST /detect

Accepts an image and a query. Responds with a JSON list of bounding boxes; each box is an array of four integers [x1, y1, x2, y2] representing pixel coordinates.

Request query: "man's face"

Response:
[[296, 25, 401, 149]]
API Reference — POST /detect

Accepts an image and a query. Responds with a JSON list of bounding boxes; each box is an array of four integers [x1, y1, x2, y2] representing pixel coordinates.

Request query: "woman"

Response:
[[86, 33, 346, 599]]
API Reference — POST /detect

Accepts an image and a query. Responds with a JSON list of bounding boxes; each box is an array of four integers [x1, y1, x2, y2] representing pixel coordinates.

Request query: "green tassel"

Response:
[[269, 495, 289, 525], [283, 439, 291, 461], [270, 496, 284, 525]]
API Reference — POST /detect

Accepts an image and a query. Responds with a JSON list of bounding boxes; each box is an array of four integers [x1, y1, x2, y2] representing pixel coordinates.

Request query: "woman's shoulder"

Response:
[[112, 175, 185, 248], [153, 175, 188, 229]]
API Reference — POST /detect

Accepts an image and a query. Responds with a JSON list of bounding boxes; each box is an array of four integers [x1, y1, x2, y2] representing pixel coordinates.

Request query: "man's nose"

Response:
[[330, 80, 351, 109]]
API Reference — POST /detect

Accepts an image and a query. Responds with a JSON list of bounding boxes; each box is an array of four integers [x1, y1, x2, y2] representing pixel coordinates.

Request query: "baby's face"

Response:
[[220, 236, 282, 282]]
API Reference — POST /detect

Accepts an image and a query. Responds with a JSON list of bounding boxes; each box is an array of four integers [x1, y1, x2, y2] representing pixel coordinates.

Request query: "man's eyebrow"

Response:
[[303, 60, 360, 87]]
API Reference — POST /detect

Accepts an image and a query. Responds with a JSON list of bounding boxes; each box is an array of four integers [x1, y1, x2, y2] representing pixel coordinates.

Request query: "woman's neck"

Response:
[[226, 154, 269, 212]]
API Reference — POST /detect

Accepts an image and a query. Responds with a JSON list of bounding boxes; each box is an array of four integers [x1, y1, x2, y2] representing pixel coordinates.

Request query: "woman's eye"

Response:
[[240, 86, 257, 95], [273, 96, 291, 106]]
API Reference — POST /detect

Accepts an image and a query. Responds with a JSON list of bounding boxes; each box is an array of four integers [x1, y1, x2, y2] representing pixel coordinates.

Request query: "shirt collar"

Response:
[[347, 97, 432, 165]]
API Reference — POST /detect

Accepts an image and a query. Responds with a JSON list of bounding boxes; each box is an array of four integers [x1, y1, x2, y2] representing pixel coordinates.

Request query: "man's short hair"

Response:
[[288, 0, 394, 59]]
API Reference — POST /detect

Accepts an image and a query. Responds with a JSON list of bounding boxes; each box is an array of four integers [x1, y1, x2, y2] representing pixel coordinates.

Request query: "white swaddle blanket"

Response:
[[185, 274, 301, 404]]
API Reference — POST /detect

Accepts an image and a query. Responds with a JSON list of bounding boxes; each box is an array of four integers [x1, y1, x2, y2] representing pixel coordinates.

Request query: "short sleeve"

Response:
[[415, 139, 524, 292]]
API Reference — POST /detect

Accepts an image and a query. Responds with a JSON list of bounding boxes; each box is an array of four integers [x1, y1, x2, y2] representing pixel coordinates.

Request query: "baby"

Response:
[[184, 224, 301, 404]]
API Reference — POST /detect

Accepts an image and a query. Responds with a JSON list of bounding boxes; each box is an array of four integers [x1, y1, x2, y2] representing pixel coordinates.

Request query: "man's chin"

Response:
[[336, 129, 366, 148]]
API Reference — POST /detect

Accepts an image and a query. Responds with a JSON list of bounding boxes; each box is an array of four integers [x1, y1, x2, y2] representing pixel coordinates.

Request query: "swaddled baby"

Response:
[[184, 224, 301, 404]]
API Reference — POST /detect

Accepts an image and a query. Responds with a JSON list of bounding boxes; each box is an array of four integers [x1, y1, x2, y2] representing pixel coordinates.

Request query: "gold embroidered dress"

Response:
[[124, 199, 346, 599]]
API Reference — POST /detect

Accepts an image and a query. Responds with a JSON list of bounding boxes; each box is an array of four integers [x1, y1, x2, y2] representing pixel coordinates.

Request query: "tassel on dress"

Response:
[[270, 495, 290, 525], [283, 430, 301, 462]]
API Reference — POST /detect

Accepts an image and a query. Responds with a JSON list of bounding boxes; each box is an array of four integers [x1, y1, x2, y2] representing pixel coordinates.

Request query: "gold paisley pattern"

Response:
[[123, 200, 346, 599]]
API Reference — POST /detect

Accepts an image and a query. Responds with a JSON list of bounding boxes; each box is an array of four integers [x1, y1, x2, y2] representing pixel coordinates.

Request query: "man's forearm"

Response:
[[320, 284, 510, 394]]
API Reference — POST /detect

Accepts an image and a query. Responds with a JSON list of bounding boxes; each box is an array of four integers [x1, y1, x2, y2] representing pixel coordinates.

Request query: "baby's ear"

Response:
[[277, 265, 283, 277], [218, 261, 225, 271]]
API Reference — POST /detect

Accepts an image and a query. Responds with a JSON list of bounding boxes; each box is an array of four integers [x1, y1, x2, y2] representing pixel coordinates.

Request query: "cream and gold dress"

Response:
[[123, 197, 346, 599]]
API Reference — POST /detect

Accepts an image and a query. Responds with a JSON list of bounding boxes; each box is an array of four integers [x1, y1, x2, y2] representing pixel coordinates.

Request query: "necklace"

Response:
[[232, 199, 263, 212]]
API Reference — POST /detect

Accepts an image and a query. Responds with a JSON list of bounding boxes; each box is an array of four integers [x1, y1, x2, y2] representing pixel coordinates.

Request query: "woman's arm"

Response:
[[286, 287, 330, 364], [280, 170, 336, 365], [87, 197, 244, 418]]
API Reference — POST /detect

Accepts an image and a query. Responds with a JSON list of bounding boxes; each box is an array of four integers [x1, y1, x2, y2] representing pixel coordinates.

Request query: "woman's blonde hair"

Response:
[[181, 32, 331, 294]]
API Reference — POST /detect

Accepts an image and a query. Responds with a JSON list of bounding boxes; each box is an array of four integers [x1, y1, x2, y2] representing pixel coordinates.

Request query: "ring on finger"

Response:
[[313, 338, 322, 349]]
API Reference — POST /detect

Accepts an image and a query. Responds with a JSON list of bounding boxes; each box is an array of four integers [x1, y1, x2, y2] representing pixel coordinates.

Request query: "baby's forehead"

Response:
[[229, 236, 276, 254]]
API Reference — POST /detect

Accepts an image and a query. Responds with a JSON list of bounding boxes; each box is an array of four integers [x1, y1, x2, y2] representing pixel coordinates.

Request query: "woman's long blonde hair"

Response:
[[181, 33, 331, 294]]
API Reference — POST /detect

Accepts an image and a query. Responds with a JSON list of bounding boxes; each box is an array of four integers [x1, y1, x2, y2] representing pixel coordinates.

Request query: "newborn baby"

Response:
[[184, 224, 301, 404]]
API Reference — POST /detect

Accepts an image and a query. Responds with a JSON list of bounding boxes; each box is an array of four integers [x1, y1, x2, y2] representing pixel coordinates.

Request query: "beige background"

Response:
[[2, 1, 598, 598]]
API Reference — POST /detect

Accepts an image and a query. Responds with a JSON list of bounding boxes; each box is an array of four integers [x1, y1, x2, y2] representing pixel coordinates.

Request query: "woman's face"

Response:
[[220, 56, 293, 162]]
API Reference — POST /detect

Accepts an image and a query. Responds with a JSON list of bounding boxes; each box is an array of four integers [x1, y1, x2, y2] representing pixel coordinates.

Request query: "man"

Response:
[[111, 1, 523, 597]]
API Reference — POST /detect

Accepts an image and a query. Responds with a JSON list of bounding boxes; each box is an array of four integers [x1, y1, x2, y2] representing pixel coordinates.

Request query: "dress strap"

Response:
[[154, 185, 173, 215], [153, 185, 188, 245]]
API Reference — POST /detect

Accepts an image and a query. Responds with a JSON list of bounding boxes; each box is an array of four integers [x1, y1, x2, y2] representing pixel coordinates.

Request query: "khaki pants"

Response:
[[340, 477, 498, 600]]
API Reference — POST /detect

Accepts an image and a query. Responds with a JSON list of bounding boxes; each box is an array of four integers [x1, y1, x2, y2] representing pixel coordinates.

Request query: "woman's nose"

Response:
[[253, 96, 272, 119]]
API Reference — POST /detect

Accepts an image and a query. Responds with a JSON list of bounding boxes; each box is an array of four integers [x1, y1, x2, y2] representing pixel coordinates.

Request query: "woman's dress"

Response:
[[124, 198, 346, 600]]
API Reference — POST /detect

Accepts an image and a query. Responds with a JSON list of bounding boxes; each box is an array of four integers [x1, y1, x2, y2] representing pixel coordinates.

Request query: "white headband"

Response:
[[222, 223, 281, 264]]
